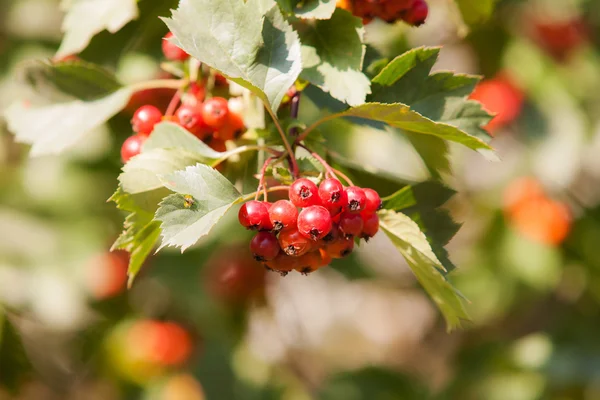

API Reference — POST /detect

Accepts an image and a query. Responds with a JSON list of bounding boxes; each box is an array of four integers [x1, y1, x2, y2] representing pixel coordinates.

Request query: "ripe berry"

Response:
[[131, 105, 163, 136], [403, 0, 428, 26], [294, 250, 331, 275], [319, 178, 348, 211], [250, 232, 280, 261], [214, 112, 245, 141], [121, 134, 146, 163], [361, 212, 380, 239], [297, 206, 333, 241], [238, 201, 272, 231], [263, 253, 297, 276], [262, 201, 273, 211], [188, 82, 206, 102], [201, 97, 229, 129], [289, 178, 321, 208], [338, 212, 364, 238], [208, 138, 227, 152], [162, 32, 190, 61], [345, 186, 367, 213], [269, 200, 298, 233], [363, 188, 382, 213], [278, 228, 313, 257], [175, 104, 212, 139], [324, 235, 354, 259]]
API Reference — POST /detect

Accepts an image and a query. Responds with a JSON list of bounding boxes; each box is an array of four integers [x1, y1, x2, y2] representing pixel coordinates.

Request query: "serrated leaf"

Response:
[[327, 102, 492, 152], [154, 164, 243, 251], [56, 0, 139, 59], [22, 59, 122, 101], [163, 0, 301, 112], [299, 9, 370, 106], [144, 122, 230, 161], [455, 0, 496, 26], [110, 187, 162, 285], [406, 133, 450, 179], [379, 210, 469, 331], [370, 47, 493, 145], [4, 88, 132, 156], [119, 149, 206, 195]]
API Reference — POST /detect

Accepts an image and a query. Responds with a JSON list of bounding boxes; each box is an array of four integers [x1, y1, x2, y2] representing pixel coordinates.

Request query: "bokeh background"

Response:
[[2, 0, 600, 399]]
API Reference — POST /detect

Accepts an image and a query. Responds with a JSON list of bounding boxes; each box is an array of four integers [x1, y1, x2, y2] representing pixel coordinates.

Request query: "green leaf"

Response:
[[22, 59, 122, 101], [406, 133, 450, 179], [56, 0, 139, 59], [294, 0, 336, 19], [155, 164, 243, 251], [299, 9, 370, 106], [144, 122, 229, 161], [370, 47, 493, 145], [119, 149, 206, 195], [379, 210, 469, 331], [110, 187, 162, 286], [163, 0, 301, 112], [455, 0, 496, 26], [327, 102, 492, 152], [0, 314, 33, 393], [4, 88, 132, 156]]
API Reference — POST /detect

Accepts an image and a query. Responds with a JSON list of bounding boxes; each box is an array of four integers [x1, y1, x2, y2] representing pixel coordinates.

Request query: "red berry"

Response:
[[278, 228, 313, 257], [201, 97, 229, 129], [297, 206, 333, 241], [294, 250, 331, 275], [208, 138, 227, 152], [214, 111, 245, 141], [121, 134, 146, 163], [363, 188, 382, 213], [188, 82, 206, 102], [263, 253, 297, 276], [250, 232, 280, 261], [324, 235, 354, 259], [238, 201, 272, 231], [338, 212, 364, 238], [162, 32, 190, 61], [361, 212, 380, 239], [131, 105, 163, 136], [403, 0, 428, 26], [318, 178, 348, 211], [262, 201, 273, 211], [289, 178, 321, 208], [175, 104, 212, 139], [269, 200, 298, 233], [345, 186, 367, 213]]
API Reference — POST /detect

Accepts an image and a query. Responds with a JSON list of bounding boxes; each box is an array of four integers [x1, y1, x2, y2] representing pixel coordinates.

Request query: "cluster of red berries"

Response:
[[337, 0, 429, 25], [121, 32, 245, 163], [238, 178, 382, 275]]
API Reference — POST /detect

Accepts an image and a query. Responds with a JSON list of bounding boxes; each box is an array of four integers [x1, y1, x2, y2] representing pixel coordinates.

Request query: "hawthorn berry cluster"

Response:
[[121, 32, 245, 163], [238, 178, 382, 276], [337, 0, 429, 25]]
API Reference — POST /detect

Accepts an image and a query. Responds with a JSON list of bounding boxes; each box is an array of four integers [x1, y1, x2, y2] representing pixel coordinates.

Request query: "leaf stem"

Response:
[[255, 157, 277, 201], [289, 91, 301, 137], [295, 114, 336, 143], [331, 167, 354, 187], [130, 79, 187, 92], [241, 186, 290, 202], [265, 106, 299, 179], [165, 90, 182, 117], [212, 145, 280, 167], [298, 144, 353, 185]]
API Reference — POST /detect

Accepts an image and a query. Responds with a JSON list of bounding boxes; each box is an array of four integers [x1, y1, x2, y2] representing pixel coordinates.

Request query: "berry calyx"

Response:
[[363, 188, 382, 213], [361, 212, 380, 239], [175, 104, 212, 139], [319, 178, 348, 211], [289, 178, 321, 208], [162, 32, 190, 61], [121, 134, 146, 163], [297, 206, 333, 241], [402, 0, 429, 26], [238, 201, 272, 231], [131, 105, 163, 136], [268, 200, 298, 233], [250, 232, 280, 261], [201, 97, 229, 129], [345, 186, 367, 213], [278, 228, 313, 257], [338, 212, 364, 238]]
